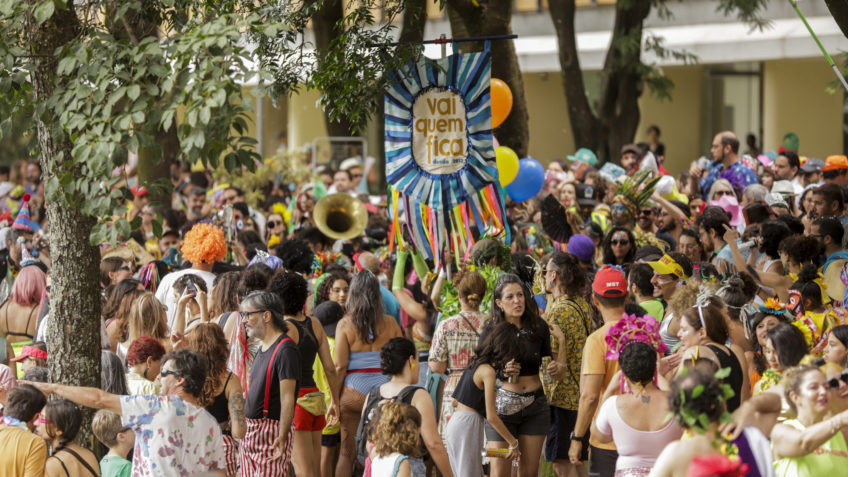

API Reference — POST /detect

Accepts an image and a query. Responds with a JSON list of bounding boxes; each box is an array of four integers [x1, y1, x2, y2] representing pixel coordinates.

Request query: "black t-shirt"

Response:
[[245, 334, 301, 420], [479, 319, 551, 377]]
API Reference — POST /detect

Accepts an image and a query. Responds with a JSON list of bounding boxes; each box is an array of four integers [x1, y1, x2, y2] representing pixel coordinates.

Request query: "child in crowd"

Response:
[[92, 409, 134, 477], [368, 401, 425, 477]]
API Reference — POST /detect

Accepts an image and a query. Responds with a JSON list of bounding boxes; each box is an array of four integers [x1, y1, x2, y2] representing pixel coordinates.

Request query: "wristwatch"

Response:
[[569, 431, 586, 443]]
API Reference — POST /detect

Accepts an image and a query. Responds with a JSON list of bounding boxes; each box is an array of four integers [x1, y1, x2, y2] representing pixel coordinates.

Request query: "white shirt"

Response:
[[155, 268, 215, 331], [121, 394, 224, 476]]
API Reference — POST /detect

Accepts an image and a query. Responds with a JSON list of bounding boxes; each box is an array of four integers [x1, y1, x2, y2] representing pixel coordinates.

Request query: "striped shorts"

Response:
[[239, 418, 295, 477]]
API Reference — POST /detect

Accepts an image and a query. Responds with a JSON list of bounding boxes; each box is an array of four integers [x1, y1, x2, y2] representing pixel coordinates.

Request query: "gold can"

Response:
[[483, 448, 509, 458]]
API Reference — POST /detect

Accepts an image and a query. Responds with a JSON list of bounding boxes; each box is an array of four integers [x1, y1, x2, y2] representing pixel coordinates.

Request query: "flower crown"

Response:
[[759, 297, 786, 316], [605, 313, 668, 360]]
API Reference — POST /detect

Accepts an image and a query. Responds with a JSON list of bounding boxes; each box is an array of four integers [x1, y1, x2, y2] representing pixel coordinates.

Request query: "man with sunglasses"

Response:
[[24, 349, 226, 476]]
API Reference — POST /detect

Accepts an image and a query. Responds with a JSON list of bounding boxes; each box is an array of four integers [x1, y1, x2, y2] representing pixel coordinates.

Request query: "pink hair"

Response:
[[11, 266, 46, 307]]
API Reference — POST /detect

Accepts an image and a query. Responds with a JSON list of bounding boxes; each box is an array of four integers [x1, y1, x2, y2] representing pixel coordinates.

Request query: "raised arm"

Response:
[[25, 381, 122, 414]]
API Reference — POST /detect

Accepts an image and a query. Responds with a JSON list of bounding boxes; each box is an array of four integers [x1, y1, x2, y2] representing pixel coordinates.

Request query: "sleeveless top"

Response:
[[50, 446, 99, 477], [286, 317, 318, 388], [705, 344, 744, 412], [452, 361, 486, 416], [370, 453, 426, 477], [659, 312, 680, 352], [206, 372, 233, 428], [775, 419, 848, 477]]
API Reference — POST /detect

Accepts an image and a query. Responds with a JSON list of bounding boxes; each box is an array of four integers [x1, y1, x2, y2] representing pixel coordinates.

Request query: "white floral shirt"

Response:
[[121, 395, 224, 476]]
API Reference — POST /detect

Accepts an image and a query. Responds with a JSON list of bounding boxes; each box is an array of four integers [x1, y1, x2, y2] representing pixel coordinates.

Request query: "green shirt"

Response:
[[638, 298, 664, 321], [100, 455, 131, 477]]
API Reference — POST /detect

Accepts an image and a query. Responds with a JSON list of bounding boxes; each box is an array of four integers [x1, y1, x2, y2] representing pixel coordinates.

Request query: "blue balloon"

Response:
[[505, 157, 545, 202]]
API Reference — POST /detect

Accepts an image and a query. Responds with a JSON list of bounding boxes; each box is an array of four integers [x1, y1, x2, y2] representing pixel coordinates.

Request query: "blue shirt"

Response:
[[700, 160, 759, 199], [381, 285, 402, 328]]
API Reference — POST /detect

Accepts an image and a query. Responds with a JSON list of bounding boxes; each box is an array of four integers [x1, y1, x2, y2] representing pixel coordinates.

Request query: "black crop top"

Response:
[[479, 320, 551, 377], [452, 362, 486, 415], [286, 317, 318, 388]]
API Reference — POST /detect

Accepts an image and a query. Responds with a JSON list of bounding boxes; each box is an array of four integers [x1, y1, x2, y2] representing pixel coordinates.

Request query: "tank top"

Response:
[[206, 372, 233, 426], [659, 312, 680, 352], [706, 344, 744, 412], [452, 361, 485, 415], [286, 316, 318, 388]]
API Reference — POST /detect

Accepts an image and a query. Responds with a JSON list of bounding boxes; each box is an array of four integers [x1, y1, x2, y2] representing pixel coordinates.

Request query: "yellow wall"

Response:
[[286, 88, 329, 152], [259, 96, 288, 158], [635, 65, 704, 176], [523, 72, 575, 162], [762, 59, 844, 159]]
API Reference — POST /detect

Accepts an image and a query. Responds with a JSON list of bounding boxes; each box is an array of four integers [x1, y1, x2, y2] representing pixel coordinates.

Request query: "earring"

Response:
[[410, 362, 416, 371]]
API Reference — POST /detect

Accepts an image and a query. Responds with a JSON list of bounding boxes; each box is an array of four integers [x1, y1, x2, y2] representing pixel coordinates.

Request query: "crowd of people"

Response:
[[2, 130, 848, 477]]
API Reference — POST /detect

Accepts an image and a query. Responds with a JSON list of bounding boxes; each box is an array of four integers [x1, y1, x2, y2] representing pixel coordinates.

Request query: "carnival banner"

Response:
[[384, 43, 509, 266]]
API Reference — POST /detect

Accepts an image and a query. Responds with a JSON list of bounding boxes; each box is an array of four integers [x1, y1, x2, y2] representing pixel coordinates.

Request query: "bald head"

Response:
[[358, 252, 379, 274]]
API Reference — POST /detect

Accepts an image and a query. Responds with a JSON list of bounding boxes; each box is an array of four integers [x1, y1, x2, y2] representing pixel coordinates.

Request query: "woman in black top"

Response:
[[447, 322, 522, 477], [676, 303, 749, 411], [267, 271, 340, 477], [186, 323, 245, 476], [38, 399, 101, 476], [480, 273, 552, 477]]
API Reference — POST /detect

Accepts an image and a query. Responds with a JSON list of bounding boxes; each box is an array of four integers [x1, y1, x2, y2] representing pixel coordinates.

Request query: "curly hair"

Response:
[[368, 401, 423, 458], [759, 221, 792, 259], [668, 369, 726, 430], [620, 341, 657, 385], [186, 323, 229, 407], [126, 336, 166, 367], [238, 265, 272, 301], [547, 252, 586, 297], [779, 236, 822, 268], [209, 271, 241, 319], [181, 223, 227, 264], [266, 270, 308, 316], [315, 272, 349, 308], [380, 337, 416, 376], [173, 273, 208, 296], [792, 264, 825, 311], [275, 238, 315, 274]]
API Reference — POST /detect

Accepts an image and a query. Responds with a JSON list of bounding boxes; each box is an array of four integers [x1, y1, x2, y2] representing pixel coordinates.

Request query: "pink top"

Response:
[[595, 395, 683, 471]]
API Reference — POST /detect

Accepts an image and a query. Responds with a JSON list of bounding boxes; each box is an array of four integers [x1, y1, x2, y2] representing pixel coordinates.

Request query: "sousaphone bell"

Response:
[[313, 193, 368, 240]]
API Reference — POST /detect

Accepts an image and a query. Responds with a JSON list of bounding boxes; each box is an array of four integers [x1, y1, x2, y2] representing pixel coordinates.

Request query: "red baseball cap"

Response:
[[592, 265, 627, 298], [10, 345, 47, 362]]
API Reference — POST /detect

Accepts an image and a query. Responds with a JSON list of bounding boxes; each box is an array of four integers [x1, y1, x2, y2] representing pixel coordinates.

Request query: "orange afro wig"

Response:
[[181, 223, 227, 264]]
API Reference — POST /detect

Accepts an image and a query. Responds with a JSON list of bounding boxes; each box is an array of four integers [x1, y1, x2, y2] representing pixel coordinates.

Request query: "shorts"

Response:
[[321, 432, 340, 447], [589, 445, 619, 477], [294, 387, 327, 431], [484, 388, 550, 441], [545, 406, 588, 462]]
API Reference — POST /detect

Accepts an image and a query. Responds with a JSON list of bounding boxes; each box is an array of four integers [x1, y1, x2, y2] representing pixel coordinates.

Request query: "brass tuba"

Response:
[[313, 193, 368, 240]]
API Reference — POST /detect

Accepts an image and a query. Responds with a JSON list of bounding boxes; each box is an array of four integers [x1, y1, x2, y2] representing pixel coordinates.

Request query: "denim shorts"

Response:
[[484, 388, 550, 441]]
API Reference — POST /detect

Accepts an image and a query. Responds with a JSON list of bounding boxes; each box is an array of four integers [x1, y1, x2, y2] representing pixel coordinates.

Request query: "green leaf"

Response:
[[691, 385, 704, 399], [127, 84, 140, 101], [33, 1, 54, 25], [715, 367, 731, 380]]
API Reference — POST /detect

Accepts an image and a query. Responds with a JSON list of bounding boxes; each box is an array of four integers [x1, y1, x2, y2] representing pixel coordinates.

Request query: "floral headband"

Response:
[[605, 313, 668, 360], [758, 297, 787, 316]]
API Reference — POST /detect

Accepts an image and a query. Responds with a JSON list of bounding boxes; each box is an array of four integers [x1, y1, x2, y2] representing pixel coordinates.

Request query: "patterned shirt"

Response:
[[121, 395, 224, 476], [543, 295, 594, 410], [428, 311, 486, 437], [699, 160, 759, 198]]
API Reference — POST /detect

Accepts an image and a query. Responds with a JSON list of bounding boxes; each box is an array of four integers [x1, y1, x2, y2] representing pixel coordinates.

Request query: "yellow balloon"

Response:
[[495, 146, 519, 186]]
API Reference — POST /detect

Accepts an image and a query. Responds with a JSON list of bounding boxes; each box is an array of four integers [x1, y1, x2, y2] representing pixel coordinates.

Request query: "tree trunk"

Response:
[[447, 0, 530, 158], [26, 2, 102, 451], [313, 0, 356, 137], [550, 0, 651, 165], [826, 0, 848, 39], [549, 0, 602, 154]]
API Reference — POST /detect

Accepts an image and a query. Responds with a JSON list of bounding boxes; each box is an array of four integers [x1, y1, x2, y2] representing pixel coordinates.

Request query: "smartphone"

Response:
[[186, 279, 197, 296]]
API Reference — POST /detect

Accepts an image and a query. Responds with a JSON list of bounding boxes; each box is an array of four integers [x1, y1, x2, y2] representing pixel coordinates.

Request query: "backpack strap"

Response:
[[395, 385, 422, 405], [263, 336, 294, 418]]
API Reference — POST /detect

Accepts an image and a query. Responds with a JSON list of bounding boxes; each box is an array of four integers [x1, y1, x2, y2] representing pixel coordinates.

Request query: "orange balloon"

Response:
[[490, 78, 513, 128]]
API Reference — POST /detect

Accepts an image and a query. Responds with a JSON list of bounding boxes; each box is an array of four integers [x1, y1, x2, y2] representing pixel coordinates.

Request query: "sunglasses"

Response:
[[119, 266, 131, 272], [610, 239, 630, 247], [828, 372, 848, 390], [639, 209, 655, 216], [713, 190, 734, 198], [267, 220, 282, 228], [160, 370, 179, 378], [351, 173, 363, 179]]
